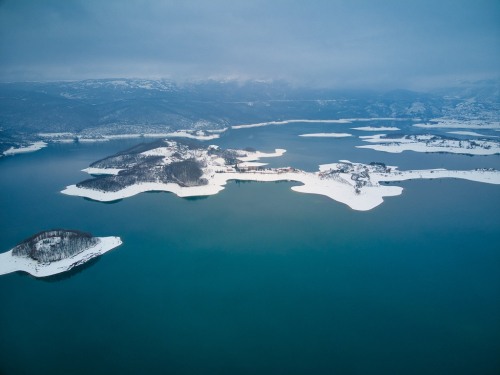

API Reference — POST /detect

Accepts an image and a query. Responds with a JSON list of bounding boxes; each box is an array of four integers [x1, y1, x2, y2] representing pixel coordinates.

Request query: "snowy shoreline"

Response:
[[351, 127, 400, 131], [414, 119, 500, 130], [299, 133, 352, 138], [357, 134, 500, 155], [232, 118, 417, 129], [62, 164, 500, 211], [0, 236, 122, 277], [3, 141, 47, 156], [61, 139, 500, 211], [447, 131, 498, 138]]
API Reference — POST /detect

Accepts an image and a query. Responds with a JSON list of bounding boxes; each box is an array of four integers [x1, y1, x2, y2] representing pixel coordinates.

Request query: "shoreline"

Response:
[[299, 133, 352, 138], [414, 119, 500, 130], [61, 165, 500, 211], [357, 134, 500, 155], [3, 141, 47, 156], [351, 126, 400, 131], [232, 118, 418, 130]]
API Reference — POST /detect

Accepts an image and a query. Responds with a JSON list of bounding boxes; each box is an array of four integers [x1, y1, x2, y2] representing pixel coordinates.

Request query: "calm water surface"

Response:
[[1, 123, 499, 374]]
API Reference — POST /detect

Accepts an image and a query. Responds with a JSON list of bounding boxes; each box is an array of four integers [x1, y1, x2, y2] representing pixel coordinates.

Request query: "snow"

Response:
[[232, 119, 351, 129], [351, 127, 400, 131], [103, 134, 142, 139], [78, 138, 110, 142], [231, 118, 415, 130], [357, 134, 500, 155], [143, 131, 220, 140], [0, 237, 122, 278], [447, 131, 498, 137], [206, 128, 228, 133], [61, 162, 500, 212], [238, 149, 286, 161], [299, 133, 352, 137], [371, 168, 500, 185], [414, 119, 500, 129], [3, 142, 47, 155], [82, 167, 123, 175], [61, 140, 500, 211], [237, 162, 268, 168], [38, 133, 74, 137]]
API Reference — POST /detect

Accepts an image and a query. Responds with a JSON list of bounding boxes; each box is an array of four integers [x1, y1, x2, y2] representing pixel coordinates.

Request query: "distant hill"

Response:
[[0, 78, 498, 153]]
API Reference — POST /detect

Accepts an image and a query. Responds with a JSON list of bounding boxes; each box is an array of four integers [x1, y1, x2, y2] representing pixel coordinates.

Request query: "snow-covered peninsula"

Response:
[[2, 141, 47, 156], [413, 119, 500, 130], [447, 131, 498, 138], [357, 134, 500, 155], [61, 139, 500, 211], [0, 230, 122, 277]]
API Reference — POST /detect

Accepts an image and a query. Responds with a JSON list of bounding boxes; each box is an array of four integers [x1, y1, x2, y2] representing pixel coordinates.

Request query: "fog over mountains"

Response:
[[1, 78, 498, 153]]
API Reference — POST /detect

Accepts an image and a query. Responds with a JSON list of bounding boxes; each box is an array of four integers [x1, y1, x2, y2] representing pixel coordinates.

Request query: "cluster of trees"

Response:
[[321, 171, 350, 185], [12, 229, 100, 263], [78, 158, 207, 192], [329, 163, 354, 174], [77, 138, 225, 192], [89, 139, 168, 168], [91, 154, 164, 169], [369, 162, 389, 173], [162, 159, 207, 186], [89, 138, 208, 169]]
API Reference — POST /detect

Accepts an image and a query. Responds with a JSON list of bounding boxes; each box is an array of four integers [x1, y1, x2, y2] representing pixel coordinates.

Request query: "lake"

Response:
[[1, 121, 499, 374]]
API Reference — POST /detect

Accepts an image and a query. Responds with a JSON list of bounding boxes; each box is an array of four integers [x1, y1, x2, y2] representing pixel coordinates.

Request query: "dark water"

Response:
[[1, 123, 499, 375]]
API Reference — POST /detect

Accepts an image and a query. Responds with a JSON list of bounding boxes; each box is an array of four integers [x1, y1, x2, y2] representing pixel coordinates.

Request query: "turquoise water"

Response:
[[1, 123, 499, 374]]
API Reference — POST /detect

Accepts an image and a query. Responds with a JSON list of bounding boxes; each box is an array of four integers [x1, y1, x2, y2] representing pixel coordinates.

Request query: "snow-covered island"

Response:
[[61, 139, 500, 211], [357, 134, 500, 155], [0, 230, 122, 277]]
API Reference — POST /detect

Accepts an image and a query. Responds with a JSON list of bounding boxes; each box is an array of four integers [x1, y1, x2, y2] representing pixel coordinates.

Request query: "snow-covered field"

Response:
[[207, 128, 228, 133], [104, 134, 143, 139], [0, 237, 122, 277], [357, 134, 500, 155], [78, 138, 110, 142], [299, 133, 352, 137], [82, 167, 123, 175], [414, 119, 500, 130], [38, 133, 74, 137], [351, 127, 400, 131], [3, 141, 47, 156], [237, 149, 287, 161], [447, 131, 498, 137]]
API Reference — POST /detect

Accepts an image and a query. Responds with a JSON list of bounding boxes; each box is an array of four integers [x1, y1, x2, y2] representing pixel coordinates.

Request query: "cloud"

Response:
[[0, 0, 499, 89]]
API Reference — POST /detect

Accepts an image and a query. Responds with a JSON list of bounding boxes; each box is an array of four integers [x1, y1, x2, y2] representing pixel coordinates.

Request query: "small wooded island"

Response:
[[0, 229, 122, 277]]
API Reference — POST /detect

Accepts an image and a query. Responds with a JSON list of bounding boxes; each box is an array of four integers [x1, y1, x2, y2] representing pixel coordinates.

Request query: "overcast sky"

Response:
[[0, 0, 499, 90]]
